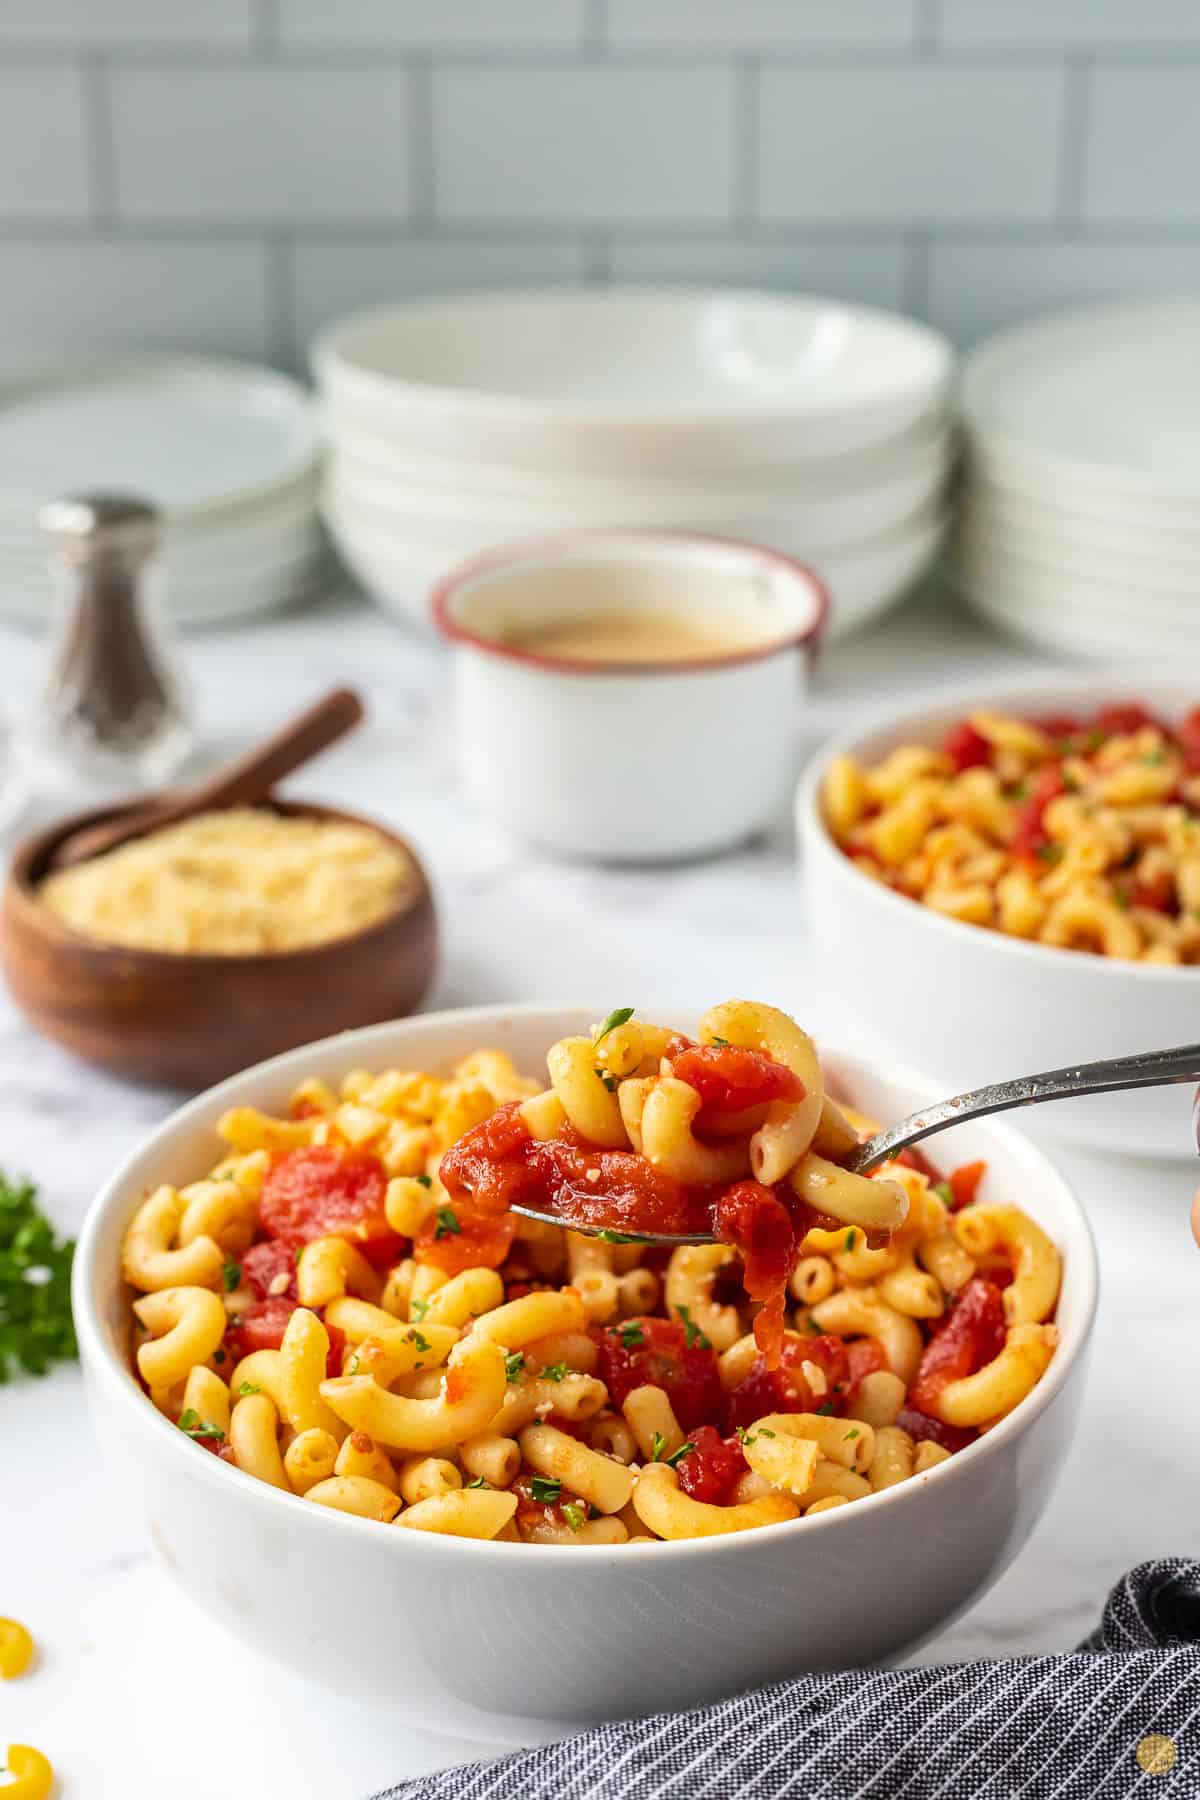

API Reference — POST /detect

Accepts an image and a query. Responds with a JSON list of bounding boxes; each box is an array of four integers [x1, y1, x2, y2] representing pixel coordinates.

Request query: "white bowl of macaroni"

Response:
[[799, 673, 1200, 1160], [74, 1002, 1095, 1723]]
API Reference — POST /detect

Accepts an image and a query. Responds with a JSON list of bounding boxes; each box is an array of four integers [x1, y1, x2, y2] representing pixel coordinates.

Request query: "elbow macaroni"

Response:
[[121, 1018, 1062, 1543], [824, 700, 1200, 964]]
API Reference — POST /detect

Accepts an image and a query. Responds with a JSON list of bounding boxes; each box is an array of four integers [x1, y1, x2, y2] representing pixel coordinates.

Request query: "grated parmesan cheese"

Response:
[[40, 807, 416, 955]]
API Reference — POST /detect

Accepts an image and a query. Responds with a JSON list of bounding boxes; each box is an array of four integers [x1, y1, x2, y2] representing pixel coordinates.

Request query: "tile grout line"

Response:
[[253, 0, 279, 56], [408, 54, 435, 234], [1056, 52, 1093, 235], [903, 230, 932, 320], [732, 57, 759, 229], [81, 51, 117, 224], [266, 230, 294, 371]]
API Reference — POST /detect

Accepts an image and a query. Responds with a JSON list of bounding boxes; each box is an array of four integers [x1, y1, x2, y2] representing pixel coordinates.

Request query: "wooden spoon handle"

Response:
[[54, 687, 365, 869]]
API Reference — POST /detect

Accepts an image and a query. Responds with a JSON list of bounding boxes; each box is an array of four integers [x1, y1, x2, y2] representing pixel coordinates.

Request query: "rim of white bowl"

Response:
[[312, 289, 955, 433], [799, 666, 1200, 985], [73, 1004, 1097, 1562], [430, 528, 830, 676]]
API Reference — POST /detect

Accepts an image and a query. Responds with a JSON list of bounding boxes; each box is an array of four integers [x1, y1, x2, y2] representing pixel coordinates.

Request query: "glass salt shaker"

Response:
[[37, 493, 193, 791]]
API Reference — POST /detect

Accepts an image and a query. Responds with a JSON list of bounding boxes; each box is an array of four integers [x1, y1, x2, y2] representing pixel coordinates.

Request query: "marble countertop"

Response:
[[2, 585, 1195, 1800]]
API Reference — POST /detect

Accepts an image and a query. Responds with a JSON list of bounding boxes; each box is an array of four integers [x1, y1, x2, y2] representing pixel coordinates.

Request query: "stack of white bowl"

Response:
[[314, 290, 955, 641], [954, 298, 1200, 659], [0, 355, 325, 629]]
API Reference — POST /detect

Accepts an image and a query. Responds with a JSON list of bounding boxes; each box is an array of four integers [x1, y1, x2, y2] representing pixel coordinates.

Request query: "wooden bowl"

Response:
[[1, 798, 438, 1090]]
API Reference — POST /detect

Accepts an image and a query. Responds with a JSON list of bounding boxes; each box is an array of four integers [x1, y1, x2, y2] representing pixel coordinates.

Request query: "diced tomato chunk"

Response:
[[673, 1425, 747, 1505], [224, 1295, 344, 1377], [715, 1180, 797, 1366], [896, 1407, 976, 1455], [258, 1146, 397, 1261], [723, 1334, 848, 1432], [1032, 712, 1083, 743], [1132, 868, 1175, 913], [944, 720, 992, 773], [1178, 707, 1200, 773], [1095, 702, 1158, 738], [413, 1205, 517, 1273], [909, 1278, 1006, 1417], [1012, 765, 1066, 861], [665, 1038, 805, 1114], [947, 1160, 986, 1211], [596, 1316, 722, 1432], [241, 1238, 297, 1301], [844, 1336, 887, 1392]]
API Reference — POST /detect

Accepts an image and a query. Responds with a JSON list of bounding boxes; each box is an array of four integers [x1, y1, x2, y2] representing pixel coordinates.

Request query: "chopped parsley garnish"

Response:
[[618, 1320, 645, 1349], [222, 1259, 242, 1293], [530, 1475, 562, 1505], [844, 1428, 860, 1441], [177, 1409, 224, 1441], [594, 1007, 635, 1045], [504, 1350, 525, 1383], [933, 1181, 954, 1208], [237, 1381, 261, 1396], [0, 1172, 77, 1382], [295, 1246, 304, 1265], [738, 1425, 777, 1445], [709, 1036, 730, 1046], [816, 1402, 835, 1417], [434, 1207, 461, 1240], [540, 1362, 568, 1382], [843, 1229, 857, 1253], [409, 1330, 432, 1353], [561, 1500, 587, 1532], [593, 1067, 619, 1093], [1144, 748, 1167, 765], [414, 1174, 432, 1188], [1036, 842, 1063, 863], [804, 1315, 823, 1335], [213, 1348, 226, 1365], [595, 1228, 639, 1245], [650, 1431, 667, 1462], [466, 1476, 488, 1489], [675, 1304, 711, 1350], [665, 1440, 694, 1467], [410, 1298, 429, 1322]]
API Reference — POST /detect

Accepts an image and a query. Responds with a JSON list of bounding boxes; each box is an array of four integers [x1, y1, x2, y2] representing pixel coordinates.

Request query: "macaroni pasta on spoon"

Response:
[[121, 1000, 1061, 1544]]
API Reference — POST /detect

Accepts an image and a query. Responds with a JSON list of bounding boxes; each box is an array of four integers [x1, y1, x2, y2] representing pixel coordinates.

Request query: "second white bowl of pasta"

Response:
[[799, 672, 1200, 1160], [73, 1002, 1096, 1725]]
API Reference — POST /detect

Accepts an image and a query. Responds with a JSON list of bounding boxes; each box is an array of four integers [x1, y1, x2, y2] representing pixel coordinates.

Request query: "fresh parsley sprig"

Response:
[[0, 1174, 77, 1382]]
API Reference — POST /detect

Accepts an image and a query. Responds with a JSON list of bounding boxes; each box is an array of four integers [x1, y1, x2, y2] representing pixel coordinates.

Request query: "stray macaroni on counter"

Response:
[[121, 1001, 1061, 1544], [824, 700, 1200, 964]]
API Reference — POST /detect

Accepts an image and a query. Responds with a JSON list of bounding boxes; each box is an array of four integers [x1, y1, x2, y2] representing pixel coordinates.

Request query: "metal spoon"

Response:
[[511, 1042, 1200, 1246]]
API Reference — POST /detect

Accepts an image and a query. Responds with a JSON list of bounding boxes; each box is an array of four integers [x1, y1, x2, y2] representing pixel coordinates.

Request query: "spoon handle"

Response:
[[846, 1041, 1200, 1174], [54, 687, 364, 869]]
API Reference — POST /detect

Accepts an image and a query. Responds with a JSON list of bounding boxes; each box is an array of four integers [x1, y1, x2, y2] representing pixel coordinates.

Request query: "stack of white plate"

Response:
[[313, 290, 955, 641], [955, 299, 1200, 659], [0, 356, 324, 629]]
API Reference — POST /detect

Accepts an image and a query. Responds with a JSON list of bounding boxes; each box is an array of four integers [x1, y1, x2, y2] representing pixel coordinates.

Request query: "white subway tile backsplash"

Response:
[[109, 67, 413, 223], [939, 1, 1200, 47], [758, 66, 1064, 224], [1083, 67, 1200, 224], [606, 237, 910, 311], [279, 0, 584, 49], [291, 237, 587, 359], [605, 1, 917, 48], [0, 0, 253, 47], [0, 67, 89, 220], [432, 66, 734, 225], [928, 240, 1200, 345], [0, 239, 271, 358]]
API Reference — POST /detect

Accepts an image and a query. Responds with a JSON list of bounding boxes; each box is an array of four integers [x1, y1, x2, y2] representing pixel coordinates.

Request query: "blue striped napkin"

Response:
[[373, 1559, 1200, 1800]]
